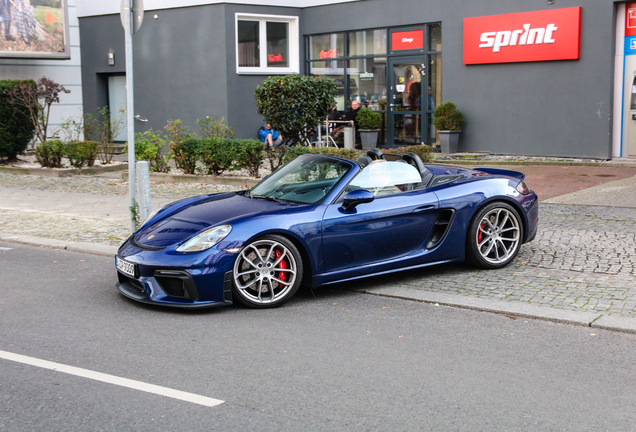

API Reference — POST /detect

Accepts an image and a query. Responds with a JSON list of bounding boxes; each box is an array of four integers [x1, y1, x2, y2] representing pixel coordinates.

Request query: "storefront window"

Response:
[[348, 29, 387, 57], [428, 24, 442, 51], [347, 58, 387, 111], [236, 14, 299, 74], [309, 33, 344, 60], [310, 60, 346, 111], [306, 23, 440, 147], [429, 23, 442, 51], [428, 53, 441, 143]]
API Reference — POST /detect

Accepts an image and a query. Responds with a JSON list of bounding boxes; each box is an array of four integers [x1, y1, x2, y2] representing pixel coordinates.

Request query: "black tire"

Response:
[[232, 235, 303, 308], [466, 202, 524, 269]]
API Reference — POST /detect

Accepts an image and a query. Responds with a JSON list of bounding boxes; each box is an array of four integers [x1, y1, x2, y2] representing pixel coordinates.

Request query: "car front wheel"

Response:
[[232, 235, 303, 308], [467, 202, 523, 269]]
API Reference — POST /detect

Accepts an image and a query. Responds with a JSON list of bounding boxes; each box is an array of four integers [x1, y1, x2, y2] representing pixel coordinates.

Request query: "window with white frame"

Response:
[[236, 14, 299, 74]]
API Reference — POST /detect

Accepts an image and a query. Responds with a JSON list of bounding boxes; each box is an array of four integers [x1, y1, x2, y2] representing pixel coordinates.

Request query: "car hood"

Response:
[[134, 193, 292, 249]]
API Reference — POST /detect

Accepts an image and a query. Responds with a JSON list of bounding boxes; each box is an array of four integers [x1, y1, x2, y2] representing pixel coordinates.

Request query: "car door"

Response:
[[321, 162, 439, 273]]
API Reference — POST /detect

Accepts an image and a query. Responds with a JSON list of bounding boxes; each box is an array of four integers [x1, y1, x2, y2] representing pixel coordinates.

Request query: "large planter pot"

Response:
[[438, 130, 461, 153], [359, 129, 380, 150]]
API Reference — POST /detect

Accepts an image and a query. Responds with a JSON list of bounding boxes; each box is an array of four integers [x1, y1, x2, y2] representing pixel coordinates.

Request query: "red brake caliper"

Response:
[[478, 223, 484, 243], [275, 249, 287, 282]]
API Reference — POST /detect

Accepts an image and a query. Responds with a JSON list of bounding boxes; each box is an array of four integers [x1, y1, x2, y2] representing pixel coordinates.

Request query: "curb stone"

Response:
[[0, 232, 118, 257], [355, 286, 636, 332]]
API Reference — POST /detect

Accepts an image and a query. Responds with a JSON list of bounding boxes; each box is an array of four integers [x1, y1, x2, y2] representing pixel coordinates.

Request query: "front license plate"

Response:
[[116, 256, 136, 278]]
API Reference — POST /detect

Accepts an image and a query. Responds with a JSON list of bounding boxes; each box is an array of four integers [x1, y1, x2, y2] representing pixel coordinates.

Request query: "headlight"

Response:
[[516, 180, 530, 195], [176, 225, 232, 252]]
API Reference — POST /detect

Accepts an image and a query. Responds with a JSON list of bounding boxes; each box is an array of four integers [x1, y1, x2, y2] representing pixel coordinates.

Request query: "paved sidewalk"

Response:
[[2, 165, 636, 332]]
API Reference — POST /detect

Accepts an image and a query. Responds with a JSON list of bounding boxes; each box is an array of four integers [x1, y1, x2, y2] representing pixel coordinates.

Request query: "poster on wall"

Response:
[[0, 0, 70, 59]]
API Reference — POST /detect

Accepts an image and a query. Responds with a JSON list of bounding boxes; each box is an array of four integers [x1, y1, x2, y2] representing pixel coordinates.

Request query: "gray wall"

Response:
[[80, 4, 301, 141], [301, 0, 616, 159], [80, 0, 617, 158]]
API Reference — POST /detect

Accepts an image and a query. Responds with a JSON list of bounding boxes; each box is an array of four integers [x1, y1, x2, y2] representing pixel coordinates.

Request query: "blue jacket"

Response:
[[259, 125, 280, 143]]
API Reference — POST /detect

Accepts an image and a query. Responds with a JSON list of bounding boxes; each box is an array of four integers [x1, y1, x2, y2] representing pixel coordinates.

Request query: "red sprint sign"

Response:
[[463, 7, 581, 65]]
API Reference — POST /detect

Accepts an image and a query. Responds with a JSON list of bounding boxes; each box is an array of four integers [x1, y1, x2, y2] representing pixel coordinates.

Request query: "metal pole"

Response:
[[136, 160, 151, 223], [124, 0, 136, 233]]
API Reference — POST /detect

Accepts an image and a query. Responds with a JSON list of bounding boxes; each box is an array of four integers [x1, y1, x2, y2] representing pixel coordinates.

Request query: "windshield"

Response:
[[249, 155, 352, 204]]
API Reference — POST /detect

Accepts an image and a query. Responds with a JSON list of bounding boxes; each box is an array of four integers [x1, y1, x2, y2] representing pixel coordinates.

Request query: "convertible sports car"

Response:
[[116, 150, 538, 309]]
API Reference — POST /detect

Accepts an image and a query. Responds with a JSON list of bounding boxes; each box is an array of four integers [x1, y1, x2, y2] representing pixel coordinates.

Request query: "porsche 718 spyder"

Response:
[[115, 150, 538, 309]]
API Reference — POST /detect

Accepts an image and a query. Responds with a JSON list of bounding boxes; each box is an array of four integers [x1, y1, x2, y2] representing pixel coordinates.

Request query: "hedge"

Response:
[[0, 80, 36, 161]]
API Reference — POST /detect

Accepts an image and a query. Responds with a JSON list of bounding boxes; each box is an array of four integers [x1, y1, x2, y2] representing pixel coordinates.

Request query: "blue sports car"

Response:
[[116, 150, 538, 309]]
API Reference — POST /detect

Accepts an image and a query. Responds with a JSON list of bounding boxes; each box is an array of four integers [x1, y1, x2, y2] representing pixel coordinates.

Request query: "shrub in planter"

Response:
[[233, 139, 265, 178], [171, 137, 201, 175], [433, 102, 464, 131], [356, 108, 383, 130], [128, 129, 170, 173], [199, 137, 234, 176], [0, 80, 36, 161], [34, 140, 65, 168]]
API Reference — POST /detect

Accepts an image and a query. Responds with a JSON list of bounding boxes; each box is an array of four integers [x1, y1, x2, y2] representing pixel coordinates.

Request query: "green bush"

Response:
[[433, 102, 464, 131], [128, 129, 170, 173], [199, 137, 234, 176], [171, 137, 201, 175], [66, 141, 98, 168], [356, 108, 382, 130], [34, 140, 65, 168], [165, 119, 197, 171], [382, 145, 434, 163], [255, 75, 337, 146], [233, 139, 265, 178], [0, 80, 36, 161]]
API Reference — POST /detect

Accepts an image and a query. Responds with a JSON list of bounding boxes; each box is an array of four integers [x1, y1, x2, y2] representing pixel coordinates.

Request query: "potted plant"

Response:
[[356, 107, 383, 150], [433, 102, 465, 153]]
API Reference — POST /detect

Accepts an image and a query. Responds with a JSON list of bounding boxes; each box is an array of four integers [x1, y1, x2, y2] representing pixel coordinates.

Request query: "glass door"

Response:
[[388, 56, 426, 146]]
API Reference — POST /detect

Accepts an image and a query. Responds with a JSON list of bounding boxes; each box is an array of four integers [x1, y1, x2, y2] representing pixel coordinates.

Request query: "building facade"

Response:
[[78, 0, 627, 159]]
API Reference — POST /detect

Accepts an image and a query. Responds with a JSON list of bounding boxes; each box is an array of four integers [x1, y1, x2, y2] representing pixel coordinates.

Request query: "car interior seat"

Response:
[[402, 152, 434, 186], [366, 149, 384, 161]]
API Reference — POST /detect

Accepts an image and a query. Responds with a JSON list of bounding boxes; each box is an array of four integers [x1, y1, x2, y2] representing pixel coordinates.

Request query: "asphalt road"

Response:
[[2, 242, 636, 431]]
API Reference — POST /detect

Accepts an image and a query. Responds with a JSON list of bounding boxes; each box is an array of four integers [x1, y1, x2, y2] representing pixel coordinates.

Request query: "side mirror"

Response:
[[341, 190, 375, 211]]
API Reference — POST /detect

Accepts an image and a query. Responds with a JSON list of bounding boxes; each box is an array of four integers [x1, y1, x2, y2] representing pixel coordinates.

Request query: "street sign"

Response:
[[120, 0, 144, 34]]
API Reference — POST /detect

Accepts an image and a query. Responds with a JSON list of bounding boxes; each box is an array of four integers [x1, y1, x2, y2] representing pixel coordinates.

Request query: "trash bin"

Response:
[[344, 126, 354, 149]]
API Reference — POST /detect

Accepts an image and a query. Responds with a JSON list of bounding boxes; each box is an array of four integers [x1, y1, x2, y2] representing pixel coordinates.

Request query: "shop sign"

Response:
[[627, 2, 636, 37], [391, 30, 424, 51], [463, 7, 582, 65]]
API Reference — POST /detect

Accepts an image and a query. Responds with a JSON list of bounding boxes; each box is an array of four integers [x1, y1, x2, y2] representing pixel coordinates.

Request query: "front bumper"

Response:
[[115, 238, 238, 308]]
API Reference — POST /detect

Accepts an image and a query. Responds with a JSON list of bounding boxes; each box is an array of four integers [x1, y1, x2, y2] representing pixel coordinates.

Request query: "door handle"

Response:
[[413, 205, 435, 213], [632, 114, 636, 120]]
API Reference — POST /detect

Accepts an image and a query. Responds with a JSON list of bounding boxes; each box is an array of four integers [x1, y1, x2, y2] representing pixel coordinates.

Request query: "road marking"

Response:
[[0, 247, 12, 251], [0, 350, 224, 408]]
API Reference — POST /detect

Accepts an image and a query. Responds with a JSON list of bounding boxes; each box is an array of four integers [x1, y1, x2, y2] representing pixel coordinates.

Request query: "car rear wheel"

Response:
[[232, 235, 303, 308], [467, 202, 523, 269]]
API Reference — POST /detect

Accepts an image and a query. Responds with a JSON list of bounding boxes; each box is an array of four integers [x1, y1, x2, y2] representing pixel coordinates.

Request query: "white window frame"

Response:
[[235, 13, 299, 75]]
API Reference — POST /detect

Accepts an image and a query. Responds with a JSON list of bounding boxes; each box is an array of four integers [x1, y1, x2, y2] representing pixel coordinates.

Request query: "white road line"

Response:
[[0, 247, 13, 251], [0, 350, 224, 408]]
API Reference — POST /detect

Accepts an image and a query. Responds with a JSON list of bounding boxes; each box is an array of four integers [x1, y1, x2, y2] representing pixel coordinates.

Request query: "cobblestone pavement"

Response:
[[383, 204, 636, 318], [1, 173, 636, 318]]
